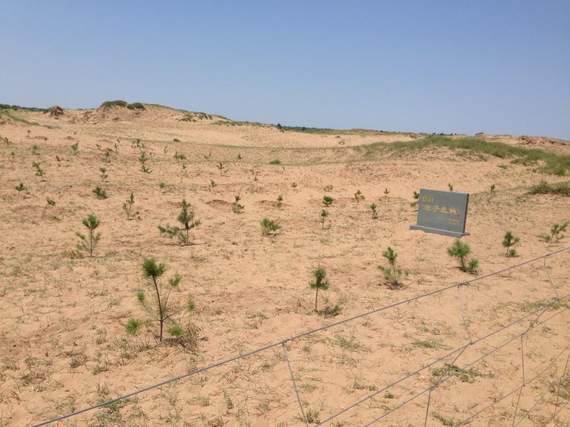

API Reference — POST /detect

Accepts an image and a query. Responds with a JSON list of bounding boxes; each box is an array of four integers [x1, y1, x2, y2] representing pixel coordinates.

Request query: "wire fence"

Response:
[[33, 246, 570, 426]]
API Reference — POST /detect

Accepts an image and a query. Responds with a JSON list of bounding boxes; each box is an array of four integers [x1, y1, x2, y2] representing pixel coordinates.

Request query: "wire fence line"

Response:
[[33, 246, 570, 427]]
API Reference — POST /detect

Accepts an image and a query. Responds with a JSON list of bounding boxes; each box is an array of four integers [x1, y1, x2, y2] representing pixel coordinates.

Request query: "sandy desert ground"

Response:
[[1, 103, 570, 426]]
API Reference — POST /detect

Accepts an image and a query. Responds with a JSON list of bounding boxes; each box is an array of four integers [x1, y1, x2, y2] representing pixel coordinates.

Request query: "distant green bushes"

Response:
[[100, 100, 146, 110], [529, 180, 570, 196], [386, 136, 570, 176]]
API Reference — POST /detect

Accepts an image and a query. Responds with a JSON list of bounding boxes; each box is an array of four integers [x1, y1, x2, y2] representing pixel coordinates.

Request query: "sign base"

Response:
[[410, 225, 470, 238]]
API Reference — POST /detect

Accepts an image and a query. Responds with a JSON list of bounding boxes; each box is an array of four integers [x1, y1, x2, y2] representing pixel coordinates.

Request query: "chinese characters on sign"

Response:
[[410, 189, 470, 237]]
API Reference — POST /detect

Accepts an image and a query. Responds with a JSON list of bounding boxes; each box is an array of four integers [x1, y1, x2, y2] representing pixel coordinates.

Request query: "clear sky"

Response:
[[1, 1, 569, 139]]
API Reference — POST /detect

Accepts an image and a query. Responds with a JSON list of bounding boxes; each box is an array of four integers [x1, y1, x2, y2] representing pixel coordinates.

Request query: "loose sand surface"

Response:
[[1, 105, 569, 426]]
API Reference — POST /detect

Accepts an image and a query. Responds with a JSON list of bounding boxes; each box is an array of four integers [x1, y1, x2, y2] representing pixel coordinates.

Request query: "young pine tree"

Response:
[[42, 197, 56, 219], [539, 221, 569, 244], [370, 203, 378, 219], [447, 239, 479, 274], [15, 182, 27, 200], [320, 209, 329, 230], [261, 218, 281, 236], [310, 266, 329, 312], [354, 190, 365, 203], [378, 247, 407, 288], [323, 196, 334, 207], [502, 231, 520, 257], [411, 191, 420, 207], [126, 258, 197, 345], [232, 195, 244, 214], [73, 214, 102, 257], [123, 192, 135, 220], [158, 199, 201, 245]]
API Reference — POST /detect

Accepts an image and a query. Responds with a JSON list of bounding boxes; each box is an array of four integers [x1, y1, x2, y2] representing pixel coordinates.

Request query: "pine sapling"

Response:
[[71, 143, 79, 155], [261, 218, 281, 236], [32, 162, 45, 180], [232, 195, 244, 214], [447, 239, 479, 274], [448, 183, 454, 192], [99, 167, 108, 181], [383, 188, 390, 202], [490, 184, 496, 195], [139, 151, 151, 173], [209, 180, 217, 191], [539, 221, 569, 243], [354, 190, 365, 202], [93, 186, 108, 199], [323, 196, 334, 207], [274, 195, 283, 209], [502, 231, 520, 257], [123, 192, 135, 220], [158, 199, 201, 245], [32, 144, 40, 155], [73, 214, 102, 257], [217, 162, 225, 176], [378, 247, 407, 288], [370, 203, 378, 219], [320, 209, 329, 230], [411, 191, 420, 207], [310, 266, 329, 312], [126, 258, 197, 345], [291, 182, 298, 190], [15, 182, 26, 200], [42, 197, 56, 219]]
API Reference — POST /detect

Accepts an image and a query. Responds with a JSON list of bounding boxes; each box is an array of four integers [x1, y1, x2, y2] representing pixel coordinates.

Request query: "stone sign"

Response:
[[410, 189, 470, 237]]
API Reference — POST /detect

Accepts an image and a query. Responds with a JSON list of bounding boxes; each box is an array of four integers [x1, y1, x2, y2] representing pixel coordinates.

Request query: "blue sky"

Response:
[[1, 1, 569, 139]]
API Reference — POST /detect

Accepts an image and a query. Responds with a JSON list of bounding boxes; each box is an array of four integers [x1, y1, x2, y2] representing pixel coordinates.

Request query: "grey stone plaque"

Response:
[[410, 189, 470, 237]]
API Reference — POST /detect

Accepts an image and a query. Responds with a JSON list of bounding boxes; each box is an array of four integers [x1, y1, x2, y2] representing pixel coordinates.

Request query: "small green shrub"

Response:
[[539, 221, 569, 243], [93, 186, 108, 199], [158, 199, 201, 245], [378, 247, 407, 288], [99, 167, 108, 181], [323, 195, 334, 206], [320, 209, 329, 230], [529, 181, 570, 196], [123, 193, 135, 220], [101, 100, 128, 108], [42, 197, 55, 218], [369, 203, 378, 219], [32, 162, 45, 179], [261, 218, 281, 236], [309, 266, 329, 312], [411, 191, 420, 207], [126, 102, 145, 110], [71, 142, 79, 155], [126, 258, 197, 345], [232, 195, 244, 214], [354, 190, 365, 202], [15, 182, 26, 200], [274, 195, 283, 209], [502, 231, 520, 257], [72, 214, 102, 257], [447, 239, 479, 274], [269, 159, 281, 165]]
